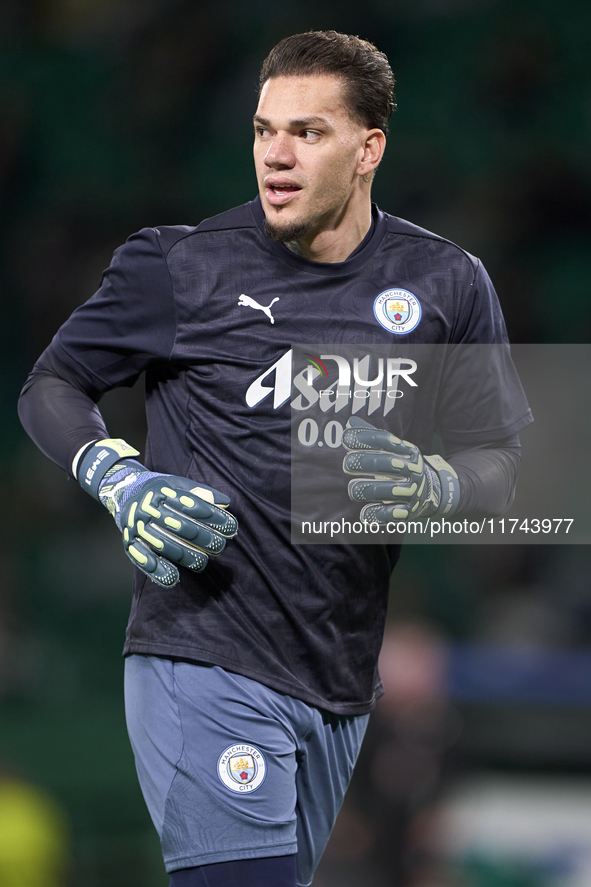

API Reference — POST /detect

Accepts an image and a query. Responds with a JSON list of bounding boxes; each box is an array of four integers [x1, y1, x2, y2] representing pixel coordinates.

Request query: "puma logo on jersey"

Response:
[[238, 294, 279, 324]]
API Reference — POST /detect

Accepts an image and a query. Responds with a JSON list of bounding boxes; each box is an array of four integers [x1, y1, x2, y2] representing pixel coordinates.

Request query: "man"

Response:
[[18, 31, 532, 887]]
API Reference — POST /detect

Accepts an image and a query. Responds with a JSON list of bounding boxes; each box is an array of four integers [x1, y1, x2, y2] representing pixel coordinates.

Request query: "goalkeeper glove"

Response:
[[76, 439, 238, 587], [342, 417, 460, 522]]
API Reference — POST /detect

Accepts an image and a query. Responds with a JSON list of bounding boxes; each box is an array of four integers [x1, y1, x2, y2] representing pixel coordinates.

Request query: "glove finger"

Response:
[[143, 525, 210, 572], [360, 502, 412, 522], [343, 452, 407, 476], [123, 538, 180, 587], [342, 426, 404, 453], [346, 417, 378, 430], [165, 477, 232, 509], [343, 418, 419, 457], [135, 482, 238, 539], [161, 504, 236, 548], [126, 520, 210, 572], [175, 497, 238, 538], [348, 478, 419, 503], [137, 515, 226, 559]]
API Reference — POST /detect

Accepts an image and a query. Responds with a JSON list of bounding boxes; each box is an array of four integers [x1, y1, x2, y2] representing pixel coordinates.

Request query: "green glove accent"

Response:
[[342, 417, 460, 523], [77, 440, 238, 587]]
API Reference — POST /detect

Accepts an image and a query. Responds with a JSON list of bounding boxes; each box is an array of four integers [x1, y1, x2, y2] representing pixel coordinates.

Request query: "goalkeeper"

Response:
[[17, 29, 532, 887]]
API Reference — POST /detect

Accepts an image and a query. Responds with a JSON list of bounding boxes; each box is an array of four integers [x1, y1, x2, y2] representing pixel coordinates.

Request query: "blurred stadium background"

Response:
[[2, 0, 591, 884]]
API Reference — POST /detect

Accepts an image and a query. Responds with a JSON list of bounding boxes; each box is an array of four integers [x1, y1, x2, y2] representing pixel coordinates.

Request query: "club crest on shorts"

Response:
[[373, 288, 422, 335], [218, 743, 267, 793]]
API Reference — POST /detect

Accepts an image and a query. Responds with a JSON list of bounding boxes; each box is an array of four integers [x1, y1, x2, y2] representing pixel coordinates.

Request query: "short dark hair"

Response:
[[258, 30, 396, 135]]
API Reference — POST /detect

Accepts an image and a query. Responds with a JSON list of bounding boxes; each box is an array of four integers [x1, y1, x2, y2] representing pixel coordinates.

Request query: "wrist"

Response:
[[77, 438, 140, 500], [424, 454, 461, 515]]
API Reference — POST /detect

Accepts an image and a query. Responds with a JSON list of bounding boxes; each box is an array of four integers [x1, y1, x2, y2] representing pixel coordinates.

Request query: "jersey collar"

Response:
[[249, 196, 388, 276]]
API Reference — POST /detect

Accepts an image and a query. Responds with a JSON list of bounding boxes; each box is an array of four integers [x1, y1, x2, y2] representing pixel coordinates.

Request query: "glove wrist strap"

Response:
[[77, 438, 140, 500], [424, 454, 461, 515]]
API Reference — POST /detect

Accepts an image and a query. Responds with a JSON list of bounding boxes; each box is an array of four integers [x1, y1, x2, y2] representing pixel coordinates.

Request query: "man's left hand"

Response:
[[341, 417, 460, 522]]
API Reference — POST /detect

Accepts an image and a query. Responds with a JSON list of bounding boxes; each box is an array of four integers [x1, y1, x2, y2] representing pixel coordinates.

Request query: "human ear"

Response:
[[357, 129, 386, 179]]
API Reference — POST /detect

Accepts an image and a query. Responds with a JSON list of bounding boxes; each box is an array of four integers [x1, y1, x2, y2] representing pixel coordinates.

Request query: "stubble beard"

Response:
[[262, 181, 340, 252], [263, 217, 313, 245]]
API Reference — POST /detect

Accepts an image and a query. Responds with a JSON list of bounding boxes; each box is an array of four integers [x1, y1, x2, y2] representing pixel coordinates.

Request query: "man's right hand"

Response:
[[77, 440, 238, 587]]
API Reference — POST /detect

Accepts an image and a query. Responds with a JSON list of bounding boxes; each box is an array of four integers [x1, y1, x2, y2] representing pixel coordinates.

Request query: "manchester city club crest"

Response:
[[217, 743, 267, 793], [229, 754, 255, 784], [373, 288, 422, 334]]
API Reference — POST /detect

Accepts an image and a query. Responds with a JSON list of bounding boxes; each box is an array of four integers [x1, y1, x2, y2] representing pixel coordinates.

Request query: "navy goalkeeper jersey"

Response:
[[36, 197, 532, 715]]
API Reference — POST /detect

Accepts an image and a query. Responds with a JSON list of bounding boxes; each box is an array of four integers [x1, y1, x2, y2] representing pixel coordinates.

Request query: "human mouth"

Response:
[[264, 180, 302, 206]]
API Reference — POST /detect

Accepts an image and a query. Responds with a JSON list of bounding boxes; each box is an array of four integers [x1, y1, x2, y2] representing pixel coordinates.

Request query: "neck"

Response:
[[286, 202, 373, 263]]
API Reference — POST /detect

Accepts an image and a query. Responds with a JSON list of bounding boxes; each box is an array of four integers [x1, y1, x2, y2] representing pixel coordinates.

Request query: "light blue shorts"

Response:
[[124, 655, 369, 887]]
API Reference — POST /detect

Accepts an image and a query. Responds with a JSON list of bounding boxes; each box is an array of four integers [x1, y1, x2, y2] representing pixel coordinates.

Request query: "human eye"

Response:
[[254, 125, 272, 139], [301, 129, 321, 141]]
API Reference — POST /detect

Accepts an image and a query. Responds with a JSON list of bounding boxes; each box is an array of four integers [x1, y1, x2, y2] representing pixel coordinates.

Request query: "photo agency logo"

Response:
[[245, 346, 421, 452], [245, 348, 418, 414]]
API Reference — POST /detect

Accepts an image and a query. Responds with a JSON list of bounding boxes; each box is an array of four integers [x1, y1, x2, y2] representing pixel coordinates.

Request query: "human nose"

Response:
[[264, 132, 295, 169]]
